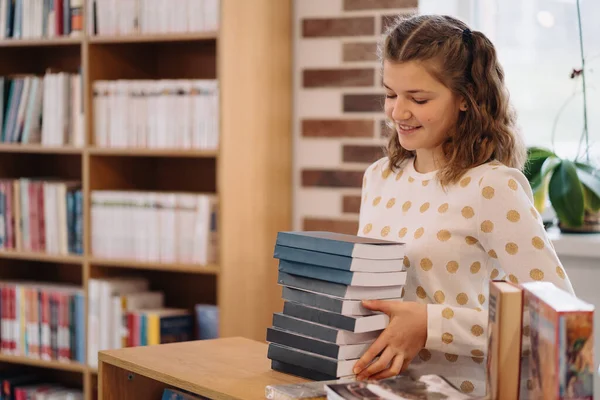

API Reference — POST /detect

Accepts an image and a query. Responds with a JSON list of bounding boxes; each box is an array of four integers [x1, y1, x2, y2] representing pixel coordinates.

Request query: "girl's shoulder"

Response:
[[364, 156, 411, 180], [464, 160, 533, 200]]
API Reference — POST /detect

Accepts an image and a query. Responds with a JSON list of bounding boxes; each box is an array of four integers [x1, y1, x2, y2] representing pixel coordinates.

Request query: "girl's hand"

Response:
[[353, 300, 428, 381]]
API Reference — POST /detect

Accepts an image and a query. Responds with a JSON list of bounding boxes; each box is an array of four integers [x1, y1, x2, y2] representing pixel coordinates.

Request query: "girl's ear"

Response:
[[459, 98, 468, 111]]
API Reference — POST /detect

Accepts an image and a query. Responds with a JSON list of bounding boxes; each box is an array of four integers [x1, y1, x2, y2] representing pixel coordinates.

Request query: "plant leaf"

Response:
[[533, 175, 549, 213], [549, 160, 585, 227], [524, 147, 556, 184], [531, 156, 561, 192], [575, 163, 600, 212], [575, 164, 600, 197], [583, 186, 600, 212]]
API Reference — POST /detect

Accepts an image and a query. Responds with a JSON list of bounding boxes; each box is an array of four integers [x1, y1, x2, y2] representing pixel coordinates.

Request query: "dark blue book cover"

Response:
[[274, 244, 402, 272], [278, 259, 407, 287], [275, 231, 405, 260]]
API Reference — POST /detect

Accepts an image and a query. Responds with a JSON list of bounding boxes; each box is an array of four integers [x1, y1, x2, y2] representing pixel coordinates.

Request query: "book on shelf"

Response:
[[267, 231, 406, 381], [86, 0, 219, 36], [0, 0, 83, 40], [195, 304, 218, 340], [92, 79, 218, 150], [87, 276, 198, 368], [127, 308, 194, 347], [0, 281, 85, 364], [0, 372, 84, 400], [0, 178, 83, 255], [0, 71, 84, 147], [91, 191, 218, 265], [162, 387, 208, 400]]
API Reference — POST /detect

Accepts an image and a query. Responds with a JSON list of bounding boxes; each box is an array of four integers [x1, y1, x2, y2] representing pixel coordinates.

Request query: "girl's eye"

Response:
[[413, 99, 428, 104], [385, 93, 397, 99]]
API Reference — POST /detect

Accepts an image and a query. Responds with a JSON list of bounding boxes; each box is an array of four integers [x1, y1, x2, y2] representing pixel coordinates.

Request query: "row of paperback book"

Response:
[[0, 372, 83, 400], [1, 72, 84, 147], [0, 0, 83, 40], [86, 0, 219, 36], [0, 178, 83, 255], [0, 281, 85, 364], [93, 79, 219, 150], [87, 276, 196, 368], [265, 231, 595, 400], [91, 191, 218, 264]]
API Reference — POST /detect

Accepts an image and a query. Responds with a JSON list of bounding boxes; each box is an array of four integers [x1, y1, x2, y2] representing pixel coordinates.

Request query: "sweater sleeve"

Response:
[[475, 166, 574, 295], [424, 166, 575, 359]]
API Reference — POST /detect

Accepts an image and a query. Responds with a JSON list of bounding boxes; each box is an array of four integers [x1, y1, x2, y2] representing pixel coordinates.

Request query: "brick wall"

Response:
[[293, 0, 418, 234]]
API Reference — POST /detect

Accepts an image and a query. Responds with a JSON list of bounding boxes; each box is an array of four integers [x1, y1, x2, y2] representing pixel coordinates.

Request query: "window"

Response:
[[419, 0, 600, 161]]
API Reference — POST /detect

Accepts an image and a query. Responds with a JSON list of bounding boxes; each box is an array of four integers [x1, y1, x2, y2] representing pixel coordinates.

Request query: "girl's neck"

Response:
[[414, 148, 446, 173]]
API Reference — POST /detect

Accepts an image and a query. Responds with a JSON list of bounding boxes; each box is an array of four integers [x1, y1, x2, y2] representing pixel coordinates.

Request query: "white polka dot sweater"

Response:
[[358, 156, 575, 396]]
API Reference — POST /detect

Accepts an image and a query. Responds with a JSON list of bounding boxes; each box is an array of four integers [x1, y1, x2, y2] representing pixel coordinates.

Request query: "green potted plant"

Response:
[[524, 0, 600, 233]]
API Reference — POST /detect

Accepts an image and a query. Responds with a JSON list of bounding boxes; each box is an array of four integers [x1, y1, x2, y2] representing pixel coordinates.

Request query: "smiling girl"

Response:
[[353, 14, 575, 396]]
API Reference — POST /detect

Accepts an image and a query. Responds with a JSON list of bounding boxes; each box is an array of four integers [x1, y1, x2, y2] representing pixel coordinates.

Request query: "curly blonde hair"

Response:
[[380, 14, 527, 185]]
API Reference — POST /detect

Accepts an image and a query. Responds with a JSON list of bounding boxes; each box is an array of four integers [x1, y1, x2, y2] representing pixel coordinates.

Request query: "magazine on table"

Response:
[[325, 374, 482, 400]]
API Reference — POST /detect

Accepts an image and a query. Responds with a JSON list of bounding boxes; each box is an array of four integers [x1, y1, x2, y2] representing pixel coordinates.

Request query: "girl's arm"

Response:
[[425, 166, 574, 358]]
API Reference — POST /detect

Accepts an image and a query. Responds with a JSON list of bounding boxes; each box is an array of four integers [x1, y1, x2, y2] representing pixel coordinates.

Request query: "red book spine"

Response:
[[10, 286, 16, 354], [55, 0, 64, 36], [1, 287, 6, 353]]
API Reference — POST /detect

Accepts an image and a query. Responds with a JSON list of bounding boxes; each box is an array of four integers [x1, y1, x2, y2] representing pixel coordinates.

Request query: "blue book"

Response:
[[277, 271, 404, 300], [75, 292, 85, 363], [275, 231, 405, 260], [161, 388, 207, 400], [278, 259, 407, 287], [195, 304, 218, 340], [274, 244, 403, 272]]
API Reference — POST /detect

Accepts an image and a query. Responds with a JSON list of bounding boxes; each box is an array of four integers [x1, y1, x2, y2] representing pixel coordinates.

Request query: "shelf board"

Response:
[[0, 250, 84, 264], [0, 353, 87, 372], [0, 144, 84, 154], [0, 37, 82, 47], [87, 147, 218, 158], [88, 31, 218, 44], [88, 257, 220, 274]]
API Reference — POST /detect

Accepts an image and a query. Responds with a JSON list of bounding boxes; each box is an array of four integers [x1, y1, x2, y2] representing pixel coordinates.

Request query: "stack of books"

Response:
[[266, 231, 407, 381]]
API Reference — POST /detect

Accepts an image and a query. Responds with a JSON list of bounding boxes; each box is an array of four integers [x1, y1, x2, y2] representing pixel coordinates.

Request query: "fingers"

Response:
[[356, 347, 394, 381], [369, 354, 405, 380], [353, 332, 388, 375], [361, 299, 392, 315]]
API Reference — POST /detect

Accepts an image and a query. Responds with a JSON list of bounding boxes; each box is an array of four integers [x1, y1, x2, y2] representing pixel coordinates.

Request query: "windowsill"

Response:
[[548, 227, 600, 259]]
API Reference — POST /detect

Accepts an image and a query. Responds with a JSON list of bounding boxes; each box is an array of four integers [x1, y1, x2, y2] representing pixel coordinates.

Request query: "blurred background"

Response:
[[0, 0, 598, 398]]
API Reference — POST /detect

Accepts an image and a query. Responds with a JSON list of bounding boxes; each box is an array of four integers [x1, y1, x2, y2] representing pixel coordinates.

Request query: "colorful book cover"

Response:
[[522, 282, 594, 399]]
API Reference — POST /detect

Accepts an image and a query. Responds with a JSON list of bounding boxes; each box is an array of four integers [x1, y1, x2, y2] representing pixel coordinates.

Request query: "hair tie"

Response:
[[462, 28, 473, 45]]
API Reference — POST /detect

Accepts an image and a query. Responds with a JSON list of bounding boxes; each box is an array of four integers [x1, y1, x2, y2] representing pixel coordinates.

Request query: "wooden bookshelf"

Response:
[[86, 147, 218, 158], [87, 32, 219, 44], [0, 37, 82, 47], [0, 0, 292, 398], [0, 144, 84, 154], [0, 353, 88, 373]]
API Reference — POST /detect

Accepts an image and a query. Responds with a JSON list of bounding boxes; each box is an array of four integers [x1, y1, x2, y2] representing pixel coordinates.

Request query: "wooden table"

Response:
[[98, 337, 309, 399]]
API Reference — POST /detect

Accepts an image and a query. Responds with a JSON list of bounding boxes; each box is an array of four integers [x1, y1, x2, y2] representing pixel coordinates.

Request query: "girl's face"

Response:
[[383, 60, 466, 153]]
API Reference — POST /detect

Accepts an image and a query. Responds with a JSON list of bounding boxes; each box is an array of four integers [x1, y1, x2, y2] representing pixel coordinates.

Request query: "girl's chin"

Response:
[[397, 136, 420, 151]]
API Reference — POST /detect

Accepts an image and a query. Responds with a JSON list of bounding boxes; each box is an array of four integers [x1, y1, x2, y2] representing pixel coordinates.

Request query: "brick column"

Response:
[[294, 0, 417, 234]]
